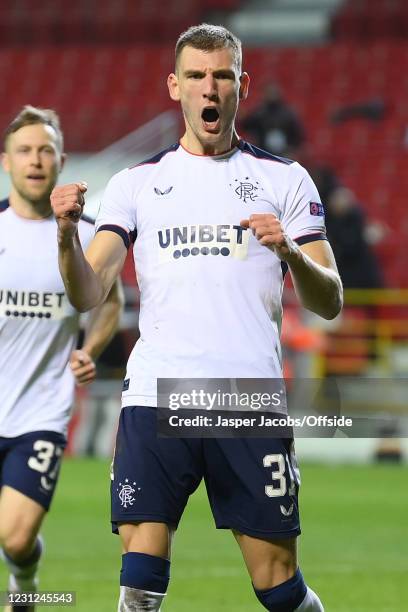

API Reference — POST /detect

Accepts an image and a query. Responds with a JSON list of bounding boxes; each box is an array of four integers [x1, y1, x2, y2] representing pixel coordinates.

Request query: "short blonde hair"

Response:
[[4, 105, 63, 151]]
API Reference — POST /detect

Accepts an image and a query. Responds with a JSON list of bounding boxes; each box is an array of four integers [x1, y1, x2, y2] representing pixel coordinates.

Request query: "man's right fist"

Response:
[[51, 182, 88, 235]]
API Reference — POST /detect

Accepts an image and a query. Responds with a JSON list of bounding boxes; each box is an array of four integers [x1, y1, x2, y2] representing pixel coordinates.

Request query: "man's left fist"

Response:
[[240, 213, 299, 262]]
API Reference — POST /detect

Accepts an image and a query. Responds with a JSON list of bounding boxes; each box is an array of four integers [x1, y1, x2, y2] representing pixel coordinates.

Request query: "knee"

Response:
[[0, 516, 37, 562], [1, 529, 36, 562], [253, 567, 307, 611]]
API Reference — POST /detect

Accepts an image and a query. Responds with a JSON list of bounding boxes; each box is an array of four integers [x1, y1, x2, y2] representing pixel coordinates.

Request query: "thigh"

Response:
[[111, 406, 203, 534], [0, 431, 66, 512], [0, 486, 46, 550], [204, 437, 301, 539]]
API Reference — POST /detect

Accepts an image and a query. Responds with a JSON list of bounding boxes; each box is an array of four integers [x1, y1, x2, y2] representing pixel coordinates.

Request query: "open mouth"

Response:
[[26, 175, 46, 181], [201, 107, 220, 131], [202, 107, 219, 122]]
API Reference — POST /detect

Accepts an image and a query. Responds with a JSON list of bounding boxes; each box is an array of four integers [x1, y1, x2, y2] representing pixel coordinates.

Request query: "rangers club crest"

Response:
[[230, 177, 263, 203], [117, 478, 141, 508]]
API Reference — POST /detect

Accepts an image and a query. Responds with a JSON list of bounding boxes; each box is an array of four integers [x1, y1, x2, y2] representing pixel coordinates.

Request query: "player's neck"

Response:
[[9, 190, 53, 220], [180, 129, 240, 156]]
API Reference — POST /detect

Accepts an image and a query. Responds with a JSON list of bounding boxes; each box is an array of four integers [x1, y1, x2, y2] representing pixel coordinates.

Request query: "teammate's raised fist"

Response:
[[51, 182, 88, 238]]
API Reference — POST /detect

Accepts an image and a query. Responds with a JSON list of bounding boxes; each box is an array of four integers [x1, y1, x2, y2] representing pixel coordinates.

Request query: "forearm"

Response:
[[287, 247, 343, 320], [81, 282, 124, 360], [58, 229, 104, 312]]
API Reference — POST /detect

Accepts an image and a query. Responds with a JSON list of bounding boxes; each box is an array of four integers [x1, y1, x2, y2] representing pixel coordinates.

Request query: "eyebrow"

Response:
[[15, 143, 55, 149], [183, 68, 236, 78]]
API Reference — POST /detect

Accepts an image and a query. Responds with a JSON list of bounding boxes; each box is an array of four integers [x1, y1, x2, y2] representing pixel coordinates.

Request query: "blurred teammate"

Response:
[[51, 25, 342, 612], [0, 106, 123, 611]]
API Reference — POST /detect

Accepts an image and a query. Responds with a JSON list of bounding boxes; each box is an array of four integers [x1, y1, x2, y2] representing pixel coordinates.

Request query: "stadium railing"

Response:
[[315, 288, 408, 379], [72, 110, 180, 219]]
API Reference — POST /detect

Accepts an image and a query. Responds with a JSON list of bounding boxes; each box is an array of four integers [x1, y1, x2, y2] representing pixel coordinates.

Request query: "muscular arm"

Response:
[[59, 230, 127, 312], [287, 240, 343, 319], [241, 214, 343, 320], [51, 183, 127, 312]]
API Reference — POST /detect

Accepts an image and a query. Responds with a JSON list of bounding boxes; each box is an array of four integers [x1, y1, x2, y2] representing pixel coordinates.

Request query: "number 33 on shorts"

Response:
[[28, 439, 64, 491], [263, 445, 300, 498], [0, 431, 66, 509], [28, 440, 64, 491]]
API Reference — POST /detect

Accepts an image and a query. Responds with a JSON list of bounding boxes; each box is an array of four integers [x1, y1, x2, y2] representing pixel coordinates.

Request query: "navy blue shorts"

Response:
[[111, 406, 301, 540], [0, 431, 66, 511]]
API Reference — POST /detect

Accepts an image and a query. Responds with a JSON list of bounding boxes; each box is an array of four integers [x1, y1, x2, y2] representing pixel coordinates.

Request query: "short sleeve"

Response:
[[281, 162, 327, 245], [78, 216, 95, 251], [95, 169, 137, 249]]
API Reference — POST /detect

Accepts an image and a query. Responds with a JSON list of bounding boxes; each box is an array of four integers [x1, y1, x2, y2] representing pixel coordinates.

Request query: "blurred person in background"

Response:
[[241, 82, 305, 159], [52, 24, 342, 612], [307, 162, 340, 207], [0, 106, 123, 611], [325, 186, 383, 289]]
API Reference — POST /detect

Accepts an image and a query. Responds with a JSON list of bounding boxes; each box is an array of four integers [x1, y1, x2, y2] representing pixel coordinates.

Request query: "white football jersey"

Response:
[[0, 201, 94, 437], [96, 141, 326, 408]]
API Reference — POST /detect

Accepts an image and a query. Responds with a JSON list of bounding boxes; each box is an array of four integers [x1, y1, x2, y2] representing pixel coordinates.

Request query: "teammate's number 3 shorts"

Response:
[[0, 430, 67, 510]]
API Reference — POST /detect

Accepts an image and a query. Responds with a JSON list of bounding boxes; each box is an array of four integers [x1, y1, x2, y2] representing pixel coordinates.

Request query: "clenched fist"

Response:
[[240, 213, 299, 262], [69, 349, 96, 386], [51, 182, 87, 239]]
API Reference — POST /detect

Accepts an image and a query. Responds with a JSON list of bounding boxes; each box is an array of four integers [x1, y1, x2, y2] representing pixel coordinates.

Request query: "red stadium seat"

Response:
[[331, 0, 408, 40]]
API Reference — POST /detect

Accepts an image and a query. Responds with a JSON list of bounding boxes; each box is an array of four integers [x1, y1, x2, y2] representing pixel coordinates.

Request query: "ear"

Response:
[[1, 152, 10, 174], [239, 72, 250, 101], [167, 73, 180, 102], [60, 152, 67, 172]]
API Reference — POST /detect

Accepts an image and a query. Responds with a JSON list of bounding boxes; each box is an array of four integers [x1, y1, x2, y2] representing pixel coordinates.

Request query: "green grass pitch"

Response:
[[1, 459, 407, 611]]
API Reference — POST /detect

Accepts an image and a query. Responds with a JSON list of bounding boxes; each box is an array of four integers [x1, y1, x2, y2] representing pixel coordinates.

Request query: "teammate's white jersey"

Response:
[[0, 201, 94, 437], [96, 141, 326, 408]]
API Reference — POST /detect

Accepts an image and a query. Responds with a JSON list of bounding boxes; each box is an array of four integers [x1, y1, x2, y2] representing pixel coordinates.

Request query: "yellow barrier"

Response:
[[315, 289, 408, 378]]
